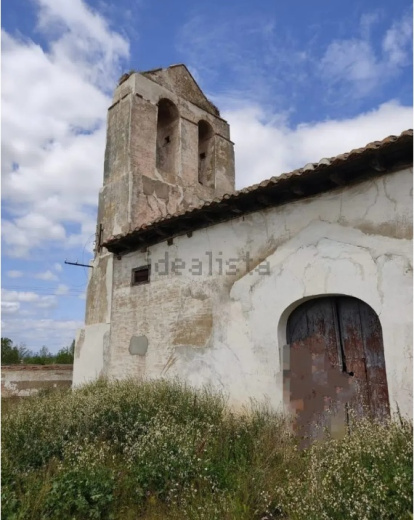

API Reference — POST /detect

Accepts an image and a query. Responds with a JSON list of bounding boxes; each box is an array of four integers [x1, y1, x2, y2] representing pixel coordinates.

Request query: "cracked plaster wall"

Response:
[[105, 167, 412, 417]]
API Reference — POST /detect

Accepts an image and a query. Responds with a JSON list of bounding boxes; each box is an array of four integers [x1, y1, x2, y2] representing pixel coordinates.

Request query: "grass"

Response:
[[1, 378, 412, 519]]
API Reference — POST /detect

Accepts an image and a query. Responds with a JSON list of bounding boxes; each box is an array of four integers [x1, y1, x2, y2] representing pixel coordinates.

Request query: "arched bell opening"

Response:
[[156, 98, 179, 174], [198, 120, 214, 187]]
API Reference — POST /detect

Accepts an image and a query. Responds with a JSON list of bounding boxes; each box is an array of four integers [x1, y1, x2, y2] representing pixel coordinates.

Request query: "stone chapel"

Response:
[[73, 64, 413, 434]]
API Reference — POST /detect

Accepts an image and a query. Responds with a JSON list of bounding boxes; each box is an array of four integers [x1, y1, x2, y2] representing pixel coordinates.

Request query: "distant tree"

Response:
[[25, 345, 54, 365], [17, 344, 30, 360], [1, 339, 75, 365], [41, 346, 54, 365], [39, 346, 49, 358], [55, 341, 75, 364], [1, 337, 13, 351], [1, 337, 20, 364]]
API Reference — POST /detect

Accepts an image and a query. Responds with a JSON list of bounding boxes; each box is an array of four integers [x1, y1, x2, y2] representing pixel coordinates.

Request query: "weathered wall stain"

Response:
[[74, 329, 85, 359], [352, 221, 412, 240], [85, 254, 110, 325], [172, 311, 213, 347], [2, 365, 73, 398]]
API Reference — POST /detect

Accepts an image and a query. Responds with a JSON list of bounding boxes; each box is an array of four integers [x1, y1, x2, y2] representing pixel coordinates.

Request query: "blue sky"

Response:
[[1, 0, 412, 352]]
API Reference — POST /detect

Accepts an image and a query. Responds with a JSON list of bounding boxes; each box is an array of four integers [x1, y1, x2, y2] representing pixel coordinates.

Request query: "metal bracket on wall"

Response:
[[64, 260, 94, 268]]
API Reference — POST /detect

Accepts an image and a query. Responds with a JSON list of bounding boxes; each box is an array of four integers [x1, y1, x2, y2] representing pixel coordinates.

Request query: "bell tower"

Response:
[[73, 65, 235, 385], [96, 64, 235, 248]]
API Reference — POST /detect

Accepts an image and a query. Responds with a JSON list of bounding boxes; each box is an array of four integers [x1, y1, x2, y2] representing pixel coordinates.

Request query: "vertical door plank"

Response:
[[336, 297, 390, 419], [358, 301, 390, 419], [336, 297, 370, 415]]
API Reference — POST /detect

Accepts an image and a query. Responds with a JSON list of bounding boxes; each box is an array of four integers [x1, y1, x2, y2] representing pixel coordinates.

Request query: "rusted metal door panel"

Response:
[[286, 296, 389, 441]]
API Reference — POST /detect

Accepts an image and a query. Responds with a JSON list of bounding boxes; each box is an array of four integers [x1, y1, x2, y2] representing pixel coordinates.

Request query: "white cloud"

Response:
[[2, 290, 41, 303], [36, 296, 58, 309], [2, 216, 67, 258], [320, 13, 412, 97], [2, 289, 57, 309], [7, 270, 23, 278], [36, 0, 128, 88], [1, 318, 82, 353], [54, 263, 63, 272], [34, 270, 59, 281], [55, 284, 69, 295], [177, 14, 306, 104], [1, 0, 129, 258], [321, 39, 377, 85], [382, 16, 413, 67], [179, 10, 412, 107], [360, 11, 383, 39], [224, 100, 413, 189], [1, 302, 21, 315]]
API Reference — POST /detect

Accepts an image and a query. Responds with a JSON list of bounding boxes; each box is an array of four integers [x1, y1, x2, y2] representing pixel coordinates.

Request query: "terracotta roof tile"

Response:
[[103, 129, 413, 252]]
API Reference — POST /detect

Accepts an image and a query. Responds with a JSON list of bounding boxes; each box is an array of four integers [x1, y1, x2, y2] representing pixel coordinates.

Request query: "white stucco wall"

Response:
[[72, 253, 113, 386], [72, 324, 110, 386], [79, 167, 413, 417]]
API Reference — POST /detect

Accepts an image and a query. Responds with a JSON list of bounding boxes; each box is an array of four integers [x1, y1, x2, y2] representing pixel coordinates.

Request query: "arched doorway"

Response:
[[285, 296, 390, 440]]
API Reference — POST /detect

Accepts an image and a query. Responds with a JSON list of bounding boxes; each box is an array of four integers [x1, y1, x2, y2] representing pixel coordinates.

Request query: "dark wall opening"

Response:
[[156, 98, 179, 174], [198, 120, 214, 187]]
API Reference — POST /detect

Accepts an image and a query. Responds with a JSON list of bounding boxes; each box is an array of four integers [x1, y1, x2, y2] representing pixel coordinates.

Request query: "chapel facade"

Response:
[[73, 64, 413, 435]]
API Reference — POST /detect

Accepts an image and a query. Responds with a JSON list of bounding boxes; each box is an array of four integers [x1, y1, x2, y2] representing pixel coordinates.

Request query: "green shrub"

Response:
[[276, 412, 413, 520], [1, 378, 412, 520], [44, 465, 115, 520]]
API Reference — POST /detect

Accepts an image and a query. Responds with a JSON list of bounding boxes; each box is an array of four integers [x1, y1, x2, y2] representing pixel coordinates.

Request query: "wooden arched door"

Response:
[[285, 296, 389, 440]]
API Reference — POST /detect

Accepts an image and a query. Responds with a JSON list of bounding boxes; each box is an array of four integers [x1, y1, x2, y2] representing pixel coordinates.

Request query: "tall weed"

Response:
[[2, 378, 412, 519]]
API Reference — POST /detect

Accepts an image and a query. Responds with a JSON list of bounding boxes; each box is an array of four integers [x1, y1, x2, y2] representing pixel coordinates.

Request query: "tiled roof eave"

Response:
[[102, 130, 413, 255]]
